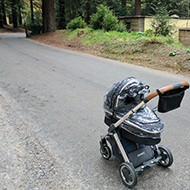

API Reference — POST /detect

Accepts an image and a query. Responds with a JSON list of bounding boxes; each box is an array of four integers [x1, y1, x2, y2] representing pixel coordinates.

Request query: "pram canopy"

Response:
[[104, 77, 149, 116], [103, 77, 164, 145]]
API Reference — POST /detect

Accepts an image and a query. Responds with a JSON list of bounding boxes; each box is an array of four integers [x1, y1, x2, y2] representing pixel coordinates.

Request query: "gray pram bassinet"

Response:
[[103, 77, 164, 145]]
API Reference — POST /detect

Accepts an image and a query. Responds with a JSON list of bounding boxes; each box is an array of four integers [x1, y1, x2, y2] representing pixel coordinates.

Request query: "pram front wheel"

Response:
[[100, 146, 111, 160], [119, 162, 138, 188], [158, 146, 173, 167]]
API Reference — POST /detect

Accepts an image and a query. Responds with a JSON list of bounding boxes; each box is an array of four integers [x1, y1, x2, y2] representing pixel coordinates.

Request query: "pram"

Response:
[[99, 77, 189, 188]]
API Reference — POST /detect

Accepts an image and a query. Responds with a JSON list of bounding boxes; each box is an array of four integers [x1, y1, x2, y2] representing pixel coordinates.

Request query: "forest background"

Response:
[[0, 0, 190, 32]]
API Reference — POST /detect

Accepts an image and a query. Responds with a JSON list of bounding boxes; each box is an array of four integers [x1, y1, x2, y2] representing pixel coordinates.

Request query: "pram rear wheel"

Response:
[[119, 162, 138, 188], [100, 146, 111, 160], [158, 146, 173, 167]]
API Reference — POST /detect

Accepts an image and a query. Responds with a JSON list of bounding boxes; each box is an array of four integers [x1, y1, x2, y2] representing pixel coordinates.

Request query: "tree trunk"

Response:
[[2, 0, 7, 25], [58, 0, 66, 29], [135, 0, 141, 16], [30, 0, 34, 23], [0, 1, 3, 28], [11, 0, 18, 28], [42, 0, 56, 33], [18, 3, 22, 25], [85, 0, 90, 24]]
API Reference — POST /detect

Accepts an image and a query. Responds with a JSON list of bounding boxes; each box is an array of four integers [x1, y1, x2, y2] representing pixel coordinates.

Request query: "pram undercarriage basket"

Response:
[[99, 77, 189, 188]]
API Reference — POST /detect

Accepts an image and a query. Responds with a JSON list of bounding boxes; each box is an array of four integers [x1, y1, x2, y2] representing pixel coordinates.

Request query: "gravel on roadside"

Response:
[[0, 94, 78, 190]]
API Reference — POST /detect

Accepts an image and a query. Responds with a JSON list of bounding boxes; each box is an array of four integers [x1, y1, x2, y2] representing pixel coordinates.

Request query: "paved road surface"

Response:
[[0, 33, 190, 189]]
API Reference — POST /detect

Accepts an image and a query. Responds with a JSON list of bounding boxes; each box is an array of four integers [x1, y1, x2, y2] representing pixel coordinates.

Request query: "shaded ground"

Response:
[[1, 25, 190, 77], [0, 25, 25, 33]]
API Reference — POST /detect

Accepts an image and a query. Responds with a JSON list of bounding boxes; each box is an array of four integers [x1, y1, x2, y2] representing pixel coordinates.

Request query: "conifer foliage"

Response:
[[0, 0, 189, 33]]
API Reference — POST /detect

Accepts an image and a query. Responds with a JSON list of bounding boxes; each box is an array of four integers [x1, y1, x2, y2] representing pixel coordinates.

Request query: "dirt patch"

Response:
[[28, 30, 88, 53], [0, 25, 25, 33]]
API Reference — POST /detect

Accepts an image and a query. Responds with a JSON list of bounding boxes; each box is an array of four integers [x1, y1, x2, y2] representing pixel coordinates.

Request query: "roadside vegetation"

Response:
[[59, 4, 190, 77], [59, 28, 190, 77]]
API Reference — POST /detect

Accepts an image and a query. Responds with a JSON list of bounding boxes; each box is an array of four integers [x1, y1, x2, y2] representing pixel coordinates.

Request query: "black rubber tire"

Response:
[[158, 146, 173, 167], [100, 146, 111, 160], [119, 162, 138, 188]]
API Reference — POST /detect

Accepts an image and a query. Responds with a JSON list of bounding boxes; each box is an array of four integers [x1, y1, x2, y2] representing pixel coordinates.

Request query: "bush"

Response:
[[103, 12, 118, 31], [90, 4, 122, 32], [151, 6, 176, 37], [90, 13, 101, 30], [67, 16, 86, 30], [90, 4, 109, 30], [115, 22, 126, 32]]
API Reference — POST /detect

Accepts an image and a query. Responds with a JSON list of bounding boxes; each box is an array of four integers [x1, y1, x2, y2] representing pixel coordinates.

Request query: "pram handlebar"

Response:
[[145, 81, 189, 102]]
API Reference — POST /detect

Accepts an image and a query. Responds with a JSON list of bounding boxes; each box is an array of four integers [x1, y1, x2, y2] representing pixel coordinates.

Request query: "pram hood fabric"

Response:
[[103, 77, 164, 134], [104, 77, 149, 115]]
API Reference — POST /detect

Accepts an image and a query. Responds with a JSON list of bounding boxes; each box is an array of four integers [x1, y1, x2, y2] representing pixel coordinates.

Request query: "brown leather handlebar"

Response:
[[145, 81, 189, 102]]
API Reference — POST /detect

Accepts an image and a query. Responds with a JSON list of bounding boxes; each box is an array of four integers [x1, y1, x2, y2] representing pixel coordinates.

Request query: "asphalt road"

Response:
[[0, 33, 190, 190]]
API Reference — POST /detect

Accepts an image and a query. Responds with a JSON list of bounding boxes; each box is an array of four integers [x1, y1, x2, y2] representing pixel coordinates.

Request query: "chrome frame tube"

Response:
[[113, 132, 129, 163]]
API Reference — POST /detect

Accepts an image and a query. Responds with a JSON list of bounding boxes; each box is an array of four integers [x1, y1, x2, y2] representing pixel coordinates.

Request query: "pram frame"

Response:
[[100, 81, 189, 188]]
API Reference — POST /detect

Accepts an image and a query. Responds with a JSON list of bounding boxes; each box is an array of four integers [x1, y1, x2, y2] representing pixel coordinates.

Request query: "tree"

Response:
[[135, 0, 141, 16], [18, 0, 23, 25], [2, 0, 7, 25], [42, 0, 56, 32], [0, 0, 3, 27], [30, 0, 34, 23], [11, 0, 18, 28], [57, 0, 66, 29], [85, 0, 91, 24], [151, 5, 176, 37]]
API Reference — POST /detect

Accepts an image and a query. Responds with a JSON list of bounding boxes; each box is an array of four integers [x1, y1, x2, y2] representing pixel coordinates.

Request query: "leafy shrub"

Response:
[[151, 6, 176, 37], [103, 12, 118, 31], [90, 4, 109, 30], [115, 22, 126, 32], [145, 29, 158, 43], [67, 16, 86, 30], [90, 13, 101, 30], [90, 4, 123, 32]]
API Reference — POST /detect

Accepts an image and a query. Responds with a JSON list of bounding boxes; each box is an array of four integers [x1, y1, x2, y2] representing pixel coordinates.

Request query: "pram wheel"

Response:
[[100, 146, 111, 160], [119, 162, 138, 188], [158, 146, 173, 167]]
